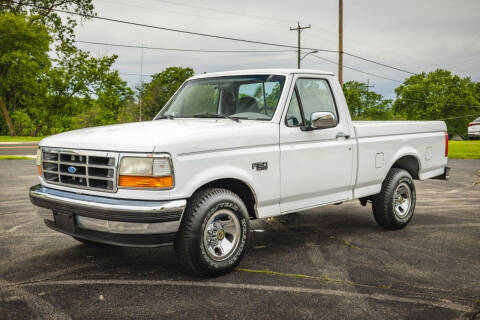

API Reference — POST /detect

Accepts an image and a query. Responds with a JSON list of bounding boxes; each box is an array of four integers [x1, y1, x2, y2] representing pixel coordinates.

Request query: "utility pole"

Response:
[[290, 22, 311, 69], [364, 79, 374, 109], [139, 44, 144, 122], [338, 0, 343, 86]]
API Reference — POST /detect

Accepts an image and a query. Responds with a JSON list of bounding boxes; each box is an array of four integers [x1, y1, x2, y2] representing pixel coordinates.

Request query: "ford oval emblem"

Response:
[[67, 166, 77, 174]]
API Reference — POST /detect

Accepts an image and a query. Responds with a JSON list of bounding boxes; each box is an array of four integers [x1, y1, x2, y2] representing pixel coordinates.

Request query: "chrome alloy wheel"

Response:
[[393, 182, 412, 218], [203, 209, 241, 261]]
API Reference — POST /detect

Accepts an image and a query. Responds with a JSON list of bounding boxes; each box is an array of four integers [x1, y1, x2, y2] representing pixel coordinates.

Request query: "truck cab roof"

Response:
[[189, 68, 334, 80]]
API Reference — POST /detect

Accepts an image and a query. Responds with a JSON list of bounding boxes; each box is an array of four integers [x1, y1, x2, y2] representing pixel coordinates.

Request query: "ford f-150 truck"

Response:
[[30, 69, 450, 277]]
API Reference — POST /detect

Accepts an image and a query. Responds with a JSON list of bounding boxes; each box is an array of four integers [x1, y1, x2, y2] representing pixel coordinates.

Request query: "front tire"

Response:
[[174, 188, 250, 277], [372, 168, 416, 230]]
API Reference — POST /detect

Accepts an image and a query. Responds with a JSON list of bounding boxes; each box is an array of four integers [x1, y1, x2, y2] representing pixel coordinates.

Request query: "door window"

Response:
[[293, 79, 338, 126], [285, 91, 303, 127]]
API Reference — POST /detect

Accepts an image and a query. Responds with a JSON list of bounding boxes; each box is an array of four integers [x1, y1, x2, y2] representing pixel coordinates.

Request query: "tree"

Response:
[[0, 0, 94, 44], [42, 44, 133, 134], [342, 81, 393, 120], [393, 69, 480, 137], [1, 2, 135, 136], [141, 67, 194, 120], [0, 13, 51, 136]]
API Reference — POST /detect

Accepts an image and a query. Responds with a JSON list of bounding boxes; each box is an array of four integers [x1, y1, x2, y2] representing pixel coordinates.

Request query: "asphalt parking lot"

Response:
[[0, 159, 479, 319]]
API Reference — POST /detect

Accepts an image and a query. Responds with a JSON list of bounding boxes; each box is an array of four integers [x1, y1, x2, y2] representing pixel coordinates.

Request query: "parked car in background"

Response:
[[468, 117, 480, 139], [30, 69, 450, 277]]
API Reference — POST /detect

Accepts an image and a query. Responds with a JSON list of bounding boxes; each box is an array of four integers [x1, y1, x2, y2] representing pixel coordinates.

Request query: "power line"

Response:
[[96, 0, 291, 30], [12, 0, 418, 75], [308, 54, 480, 110], [438, 113, 480, 121], [343, 52, 416, 75], [401, 98, 480, 109], [81, 40, 471, 103], [111, 0, 421, 70], [12, 1, 335, 52], [75, 40, 295, 53], [119, 72, 153, 77], [309, 53, 404, 83], [151, 0, 294, 25]]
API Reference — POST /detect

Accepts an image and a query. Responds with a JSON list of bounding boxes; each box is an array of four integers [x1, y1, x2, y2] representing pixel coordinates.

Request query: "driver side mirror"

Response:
[[309, 112, 337, 130]]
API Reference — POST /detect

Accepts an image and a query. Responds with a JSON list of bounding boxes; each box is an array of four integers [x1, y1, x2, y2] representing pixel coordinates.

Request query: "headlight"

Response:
[[118, 156, 173, 188], [36, 149, 42, 176]]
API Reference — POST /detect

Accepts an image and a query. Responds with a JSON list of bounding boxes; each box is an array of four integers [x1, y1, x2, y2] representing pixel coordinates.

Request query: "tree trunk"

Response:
[[31, 123, 44, 137], [0, 98, 16, 136]]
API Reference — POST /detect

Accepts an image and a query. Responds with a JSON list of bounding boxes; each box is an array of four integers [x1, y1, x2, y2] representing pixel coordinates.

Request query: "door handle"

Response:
[[336, 132, 350, 139]]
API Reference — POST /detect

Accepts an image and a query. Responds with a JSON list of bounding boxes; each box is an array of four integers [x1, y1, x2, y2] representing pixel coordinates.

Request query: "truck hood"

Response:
[[39, 119, 278, 154]]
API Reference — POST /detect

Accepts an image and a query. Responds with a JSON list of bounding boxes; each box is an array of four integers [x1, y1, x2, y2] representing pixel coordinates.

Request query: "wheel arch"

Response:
[[192, 178, 258, 220], [390, 154, 421, 179]]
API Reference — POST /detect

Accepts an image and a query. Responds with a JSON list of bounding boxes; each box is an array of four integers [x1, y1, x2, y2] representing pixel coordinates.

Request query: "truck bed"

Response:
[[352, 121, 448, 199], [352, 121, 446, 138]]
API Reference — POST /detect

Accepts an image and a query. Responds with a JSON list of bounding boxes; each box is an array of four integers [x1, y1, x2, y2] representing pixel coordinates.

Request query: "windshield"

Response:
[[156, 74, 286, 121]]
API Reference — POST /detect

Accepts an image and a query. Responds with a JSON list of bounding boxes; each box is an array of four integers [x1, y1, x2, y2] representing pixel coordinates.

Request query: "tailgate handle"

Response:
[[336, 132, 350, 139]]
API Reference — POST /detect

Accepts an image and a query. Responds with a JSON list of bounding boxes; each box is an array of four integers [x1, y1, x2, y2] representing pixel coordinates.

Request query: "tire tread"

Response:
[[174, 187, 248, 277], [372, 168, 414, 230]]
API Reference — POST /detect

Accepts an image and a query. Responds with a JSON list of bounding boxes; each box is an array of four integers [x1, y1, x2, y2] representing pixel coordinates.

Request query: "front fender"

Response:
[[181, 164, 257, 199]]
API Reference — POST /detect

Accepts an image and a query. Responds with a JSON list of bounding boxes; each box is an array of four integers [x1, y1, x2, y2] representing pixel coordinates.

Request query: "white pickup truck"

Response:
[[30, 69, 450, 277]]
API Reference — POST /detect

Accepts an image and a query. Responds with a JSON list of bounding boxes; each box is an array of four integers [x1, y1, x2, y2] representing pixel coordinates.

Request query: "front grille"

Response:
[[42, 149, 118, 192]]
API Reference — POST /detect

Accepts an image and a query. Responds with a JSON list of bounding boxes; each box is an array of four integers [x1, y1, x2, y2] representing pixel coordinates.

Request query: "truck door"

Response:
[[279, 76, 353, 213]]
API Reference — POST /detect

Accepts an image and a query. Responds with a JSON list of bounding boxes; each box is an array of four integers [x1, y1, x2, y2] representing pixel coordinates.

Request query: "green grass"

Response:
[[449, 140, 480, 159], [0, 136, 42, 142], [0, 155, 34, 160]]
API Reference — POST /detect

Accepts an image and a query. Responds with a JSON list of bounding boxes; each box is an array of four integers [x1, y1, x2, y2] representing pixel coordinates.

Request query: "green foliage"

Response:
[[342, 81, 394, 120], [0, 0, 95, 44], [0, 8, 133, 136], [11, 110, 35, 136], [43, 44, 133, 133], [141, 67, 194, 120], [265, 84, 281, 108], [0, 12, 51, 136], [253, 82, 282, 111], [0, 1, 135, 136], [393, 69, 480, 137]]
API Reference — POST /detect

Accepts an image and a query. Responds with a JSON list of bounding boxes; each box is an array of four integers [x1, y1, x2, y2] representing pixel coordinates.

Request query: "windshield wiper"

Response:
[[193, 113, 240, 123], [156, 115, 175, 120]]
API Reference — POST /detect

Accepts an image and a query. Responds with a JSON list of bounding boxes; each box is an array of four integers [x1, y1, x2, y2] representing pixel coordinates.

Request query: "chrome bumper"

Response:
[[29, 184, 187, 247]]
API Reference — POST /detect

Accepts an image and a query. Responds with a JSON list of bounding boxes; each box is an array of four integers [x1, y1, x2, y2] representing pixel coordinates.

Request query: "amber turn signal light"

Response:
[[37, 165, 42, 176], [118, 175, 173, 188]]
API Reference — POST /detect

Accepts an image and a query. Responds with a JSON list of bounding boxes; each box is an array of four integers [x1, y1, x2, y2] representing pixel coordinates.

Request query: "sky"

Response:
[[72, 0, 480, 99]]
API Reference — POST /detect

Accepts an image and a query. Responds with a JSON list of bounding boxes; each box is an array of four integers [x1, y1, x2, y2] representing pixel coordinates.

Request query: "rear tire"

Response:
[[174, 188, 250, 277], [372, 168, 416, 230]]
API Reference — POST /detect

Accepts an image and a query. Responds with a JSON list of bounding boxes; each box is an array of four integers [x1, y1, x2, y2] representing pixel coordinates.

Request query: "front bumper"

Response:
[[29, 184, 186, 247]]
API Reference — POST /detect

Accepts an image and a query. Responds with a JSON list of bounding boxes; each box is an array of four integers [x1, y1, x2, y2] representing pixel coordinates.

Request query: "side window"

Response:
[[285, 90, 303, 127], [296, 79, 338, 126]]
